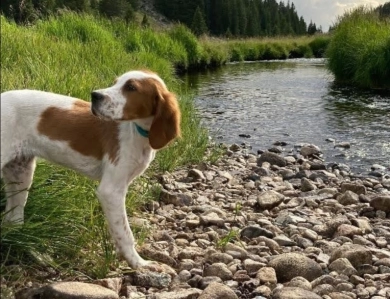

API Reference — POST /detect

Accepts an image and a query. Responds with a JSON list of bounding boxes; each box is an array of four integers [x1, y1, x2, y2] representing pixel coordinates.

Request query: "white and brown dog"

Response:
[[1, 70, 181, 271]]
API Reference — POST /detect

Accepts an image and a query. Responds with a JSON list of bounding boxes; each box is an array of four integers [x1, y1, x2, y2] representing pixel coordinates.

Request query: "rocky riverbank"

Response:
[[12, 143, 390, 299]]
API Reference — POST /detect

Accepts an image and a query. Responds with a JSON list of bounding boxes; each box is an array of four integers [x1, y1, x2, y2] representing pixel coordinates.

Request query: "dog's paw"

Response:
[[139, 260, 177, 278]]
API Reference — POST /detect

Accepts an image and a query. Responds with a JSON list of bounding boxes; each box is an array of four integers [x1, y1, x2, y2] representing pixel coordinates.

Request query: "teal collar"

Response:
[[134, 123, 149, 138]]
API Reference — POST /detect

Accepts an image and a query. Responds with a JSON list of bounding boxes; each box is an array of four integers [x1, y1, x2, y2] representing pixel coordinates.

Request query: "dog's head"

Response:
[[91, 70, 181, 149]]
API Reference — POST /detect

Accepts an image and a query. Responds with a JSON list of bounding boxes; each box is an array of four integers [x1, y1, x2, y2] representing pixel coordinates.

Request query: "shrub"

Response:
[[309, 36, 331, 58], [168, 24, 204, 67], [326, 6, 390, 89]]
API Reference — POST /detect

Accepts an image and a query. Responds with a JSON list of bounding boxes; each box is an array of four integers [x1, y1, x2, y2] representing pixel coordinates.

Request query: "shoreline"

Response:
[[9, 142, 390, 299]]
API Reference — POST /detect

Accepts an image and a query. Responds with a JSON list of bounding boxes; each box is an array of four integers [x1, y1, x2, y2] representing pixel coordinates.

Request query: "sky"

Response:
[[291, 0, 387, 31]]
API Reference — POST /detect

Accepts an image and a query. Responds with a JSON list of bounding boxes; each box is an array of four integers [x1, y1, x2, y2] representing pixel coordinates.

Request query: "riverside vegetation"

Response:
[[326, 6, 390, 89]]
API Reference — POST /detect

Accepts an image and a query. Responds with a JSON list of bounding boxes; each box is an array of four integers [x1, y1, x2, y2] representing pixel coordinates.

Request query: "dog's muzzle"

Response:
[[91, 91, 105, 116]]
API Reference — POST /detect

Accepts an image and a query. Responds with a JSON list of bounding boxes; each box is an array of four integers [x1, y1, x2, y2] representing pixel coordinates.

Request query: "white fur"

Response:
[[93, 71, 166, 120], [0, 71, 169, 270]]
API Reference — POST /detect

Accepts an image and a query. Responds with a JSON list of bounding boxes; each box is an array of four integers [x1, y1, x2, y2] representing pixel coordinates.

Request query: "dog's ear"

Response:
[[149, 91, 181, 150]]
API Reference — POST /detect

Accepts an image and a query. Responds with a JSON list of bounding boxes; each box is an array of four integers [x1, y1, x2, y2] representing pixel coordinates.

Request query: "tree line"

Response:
[[376, 1, 390, 18], [0, 0, 140, 23], [154, 0, 317, 37], [1, 0, 323, 37]]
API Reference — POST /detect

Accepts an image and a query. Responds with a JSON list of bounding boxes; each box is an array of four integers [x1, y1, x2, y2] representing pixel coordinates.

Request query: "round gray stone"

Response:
[[268, 253, 322, 283], [41, 282, 119, 299]]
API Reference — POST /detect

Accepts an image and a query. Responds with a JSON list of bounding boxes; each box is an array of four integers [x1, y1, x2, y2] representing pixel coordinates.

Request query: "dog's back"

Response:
[[1, 90, 78, 169]]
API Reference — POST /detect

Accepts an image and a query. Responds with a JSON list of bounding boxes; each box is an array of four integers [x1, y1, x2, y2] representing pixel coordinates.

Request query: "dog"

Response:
[[1, 70, 181, 271]]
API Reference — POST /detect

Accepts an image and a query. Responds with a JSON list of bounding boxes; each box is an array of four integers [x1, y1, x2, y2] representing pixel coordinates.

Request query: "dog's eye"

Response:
[[125, 83, 136, 91]]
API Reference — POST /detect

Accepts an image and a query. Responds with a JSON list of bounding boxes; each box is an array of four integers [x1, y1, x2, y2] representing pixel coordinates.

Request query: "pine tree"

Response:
[[307, 21, 317, 35], [191, 6, 208, 36], [246, 0, 260, 36], [237, 0, 247, 36], [99, 0, 132, 19]]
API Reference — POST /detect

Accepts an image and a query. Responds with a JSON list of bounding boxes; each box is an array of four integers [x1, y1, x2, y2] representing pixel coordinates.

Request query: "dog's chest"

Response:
[[120, 146, 155, 184]]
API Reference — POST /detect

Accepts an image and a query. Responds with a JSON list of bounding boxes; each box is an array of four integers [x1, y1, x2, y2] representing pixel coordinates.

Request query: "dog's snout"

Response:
[[91, 91, 105, 103]]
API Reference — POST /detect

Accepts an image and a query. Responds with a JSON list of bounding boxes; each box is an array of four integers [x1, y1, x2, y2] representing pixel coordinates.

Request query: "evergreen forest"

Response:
[[155, 0, 311, 37], [1, 0, 321, 37]]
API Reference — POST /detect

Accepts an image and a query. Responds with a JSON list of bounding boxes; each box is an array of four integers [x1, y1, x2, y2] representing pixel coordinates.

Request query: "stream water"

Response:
[[183, 59, 390, 175]]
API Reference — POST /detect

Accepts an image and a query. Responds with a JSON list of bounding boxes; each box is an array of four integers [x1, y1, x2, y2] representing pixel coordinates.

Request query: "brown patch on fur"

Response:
[[38, 100, 119, 163], [121, 78, 181, 150]]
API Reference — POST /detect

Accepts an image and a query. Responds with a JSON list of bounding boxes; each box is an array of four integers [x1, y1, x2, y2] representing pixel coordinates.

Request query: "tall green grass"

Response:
[[0, 13, 210, 286], [326, 6, 390, 89], [198, 35, 330, 64]]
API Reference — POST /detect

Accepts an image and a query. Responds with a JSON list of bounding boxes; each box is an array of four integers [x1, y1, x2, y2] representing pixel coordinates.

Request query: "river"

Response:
[[183, 59, 390, 176]]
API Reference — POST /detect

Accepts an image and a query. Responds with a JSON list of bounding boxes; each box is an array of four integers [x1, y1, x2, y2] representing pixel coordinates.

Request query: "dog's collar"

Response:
[[134, 123, 149, 138]]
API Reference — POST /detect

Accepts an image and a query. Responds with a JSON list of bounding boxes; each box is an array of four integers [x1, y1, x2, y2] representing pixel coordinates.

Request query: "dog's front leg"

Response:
[[96, 181, 149, 269]]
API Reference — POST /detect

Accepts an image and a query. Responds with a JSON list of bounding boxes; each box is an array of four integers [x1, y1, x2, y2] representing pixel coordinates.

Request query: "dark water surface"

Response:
[[182, 59, 390, 175]]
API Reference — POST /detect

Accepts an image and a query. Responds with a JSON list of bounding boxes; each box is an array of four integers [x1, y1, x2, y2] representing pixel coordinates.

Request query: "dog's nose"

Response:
[[91, 91, 105, 103]]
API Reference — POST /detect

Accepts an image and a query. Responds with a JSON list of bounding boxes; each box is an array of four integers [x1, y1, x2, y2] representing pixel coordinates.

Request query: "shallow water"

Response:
[[183, 59, 390, 175]]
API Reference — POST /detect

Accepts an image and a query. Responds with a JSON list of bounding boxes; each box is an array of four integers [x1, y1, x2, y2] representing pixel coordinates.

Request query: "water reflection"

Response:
[[182, 59, 390, 174]]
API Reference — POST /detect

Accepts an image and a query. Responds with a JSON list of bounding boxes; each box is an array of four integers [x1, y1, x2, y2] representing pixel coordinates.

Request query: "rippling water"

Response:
[[182, 59, 390, 175]]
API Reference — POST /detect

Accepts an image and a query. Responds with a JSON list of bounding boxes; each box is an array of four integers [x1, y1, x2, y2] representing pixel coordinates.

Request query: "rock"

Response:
[[203, 263, 233, 281], [319, 216, 351, 237], [95, 278, 122, 294], [257, 152, 287, 167], [239, 134, 251, 138], [224, 243, 248, 259], [337, 191, 359, 205], [300, 145, 321, 157], [334, 142, 351, 149], [334, 224, 362, 238], [253, 285, 272, 297], [273, 235, 296, 246], [256, 267, 277, 284], [160, 190, 193, 206], [198, 277, 223, 290], [154, 288, 202, 299], [188, 169, 206, 181], [370, 195, 390, 212], [340, 182, 366, 195], [312, 284, 334, 296], [287, 276, 312, 290], [206, 253, 233, 265], [272, 287, 322, 299], [198, 282, 238, 299], [257, 190, 284, 209], [128, 271, 171, 288], [243, 259, 263, 274], [329, 244, 372, 268], [40, 282, 119, 299], [328, 292, 354, 299], [268, 253, 322, 282], [199, 212, 225, 227], [328, 258, 357, 276], [233, 269, 250, 282], [350, 218, 372, 234], [301, 178, 317, 192], [311, 275, 335, 288], [240, 225, 274, 239], [140, 246, 177, 267]]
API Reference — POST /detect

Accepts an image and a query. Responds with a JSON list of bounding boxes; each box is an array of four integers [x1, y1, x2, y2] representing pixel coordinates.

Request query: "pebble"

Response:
[[8, 143, 390, 299]]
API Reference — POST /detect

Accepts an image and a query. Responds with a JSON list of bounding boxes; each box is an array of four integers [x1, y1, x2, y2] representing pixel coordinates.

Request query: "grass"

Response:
[[198, 35, 330, 65], [0, 13, 210, 287], [326, 6, 390, 89]]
